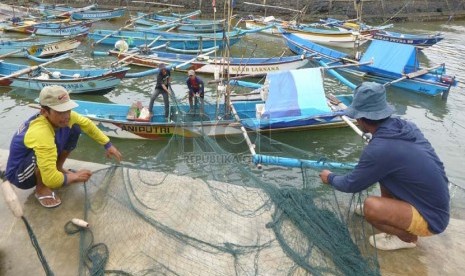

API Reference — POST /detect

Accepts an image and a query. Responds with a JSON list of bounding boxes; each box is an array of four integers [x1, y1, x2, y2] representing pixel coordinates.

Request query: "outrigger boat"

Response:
[[134, 11, 225, 33], [320, 18, 443, 48], [0, 20, 92, 36], [40, 5, 126, 20], [89, 26, 271, 51], [371, 30, 444, 48], [0, 35, 83, 58], [103, 49, 311, 77], [70, 67, 352, 140], [88, 29, 244, 50], [281, 30, 456, 97], [243, 15, 370, 48], [0, 57, 129, 94]]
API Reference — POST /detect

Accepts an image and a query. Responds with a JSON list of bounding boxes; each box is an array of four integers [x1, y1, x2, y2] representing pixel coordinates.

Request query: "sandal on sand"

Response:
[[35, 192, 61, 208]]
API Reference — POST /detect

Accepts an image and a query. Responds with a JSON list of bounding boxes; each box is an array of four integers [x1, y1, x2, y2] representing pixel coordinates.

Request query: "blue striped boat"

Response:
[[26, 21, 91, 36], [282, 31, 456, 97], [70, 67, 351, 140], [88, 29, 243, 50], [135, 10, 202, 24], [71, 8, 126, 20], [372, 30, 444, 48], [135, 11, 225, 33], [0, 61, 129, 94], [0, 35, 82, 58], [106, 49, 310, 76]]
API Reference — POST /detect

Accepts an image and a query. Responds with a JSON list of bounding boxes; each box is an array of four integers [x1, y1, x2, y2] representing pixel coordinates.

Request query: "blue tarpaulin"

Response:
[[262, 68, 331, 119], [360, 40, 419, 75]]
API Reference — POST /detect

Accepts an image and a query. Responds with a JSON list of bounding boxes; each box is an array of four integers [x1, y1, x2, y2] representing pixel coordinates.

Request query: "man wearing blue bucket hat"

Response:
[[319, 82, 449, 251]]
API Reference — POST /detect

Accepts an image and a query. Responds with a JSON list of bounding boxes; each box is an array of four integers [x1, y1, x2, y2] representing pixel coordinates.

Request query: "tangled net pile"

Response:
[[69, 126, 380, 275]]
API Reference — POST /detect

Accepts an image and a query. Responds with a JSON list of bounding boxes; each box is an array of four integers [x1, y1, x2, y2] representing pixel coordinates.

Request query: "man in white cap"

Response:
[[5, 85, 122, 208], [186, 70, 204, 113], [319, 82, 449, 250]]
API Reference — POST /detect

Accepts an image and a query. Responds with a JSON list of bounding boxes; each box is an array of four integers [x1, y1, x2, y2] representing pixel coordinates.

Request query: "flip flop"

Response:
[[35, 192, 61, 208]]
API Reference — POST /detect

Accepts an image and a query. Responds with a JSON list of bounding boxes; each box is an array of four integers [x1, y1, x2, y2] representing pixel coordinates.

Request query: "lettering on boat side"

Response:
[[82, 12, 113, 18], [121, 125, 172, 134], [230, 66, 280, 73], [40, 83, 85, 89], [49, 27, 86, 34], [42, 45, 60, 52], [373, 35, 414, 45]]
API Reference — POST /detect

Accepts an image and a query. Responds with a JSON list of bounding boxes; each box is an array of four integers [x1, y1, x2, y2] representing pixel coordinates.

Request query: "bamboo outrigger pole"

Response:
[[0, 54, 69, 82], [91, 8, 172, 46]]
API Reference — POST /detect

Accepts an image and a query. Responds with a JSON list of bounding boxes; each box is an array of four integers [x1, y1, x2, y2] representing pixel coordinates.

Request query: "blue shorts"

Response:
[[9, 124, 81, 189]]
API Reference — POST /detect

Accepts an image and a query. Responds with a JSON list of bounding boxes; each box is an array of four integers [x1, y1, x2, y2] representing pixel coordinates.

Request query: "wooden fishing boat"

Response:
[[1, 21, 92, 36], [70, 68, 350, 140], [38, 4, 97, 18], [88, 29, 244, 50], [243, 15, 370, 48], [0, 18, 70, 33], [0, 60, 129, 94], [106, 49, 310, 76], [321, 18, 443, 48], [70, 7, 126, 20], [135, 10, 202, 23], [0, 35, 83, 58], [371, 30, 444, 48], [282, 31, 456, 97], [135, 11, 225, 33]]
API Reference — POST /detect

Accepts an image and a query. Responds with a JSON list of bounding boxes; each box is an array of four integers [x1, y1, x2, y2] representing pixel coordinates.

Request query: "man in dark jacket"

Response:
[[319, 82, 449, 250], [186, 70, 204, 113], [149, 63, 171, 120]]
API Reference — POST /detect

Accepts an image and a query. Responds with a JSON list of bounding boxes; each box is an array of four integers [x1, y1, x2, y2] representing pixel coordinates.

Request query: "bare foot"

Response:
[[35, 187, 61, 208]]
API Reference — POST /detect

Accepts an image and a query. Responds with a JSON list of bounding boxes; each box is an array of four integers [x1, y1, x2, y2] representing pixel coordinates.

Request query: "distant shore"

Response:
[[4, 0, 465, 24]]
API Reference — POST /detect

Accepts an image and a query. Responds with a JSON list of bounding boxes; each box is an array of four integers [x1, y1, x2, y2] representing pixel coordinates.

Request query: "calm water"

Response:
[[0, 17, 464, 190]]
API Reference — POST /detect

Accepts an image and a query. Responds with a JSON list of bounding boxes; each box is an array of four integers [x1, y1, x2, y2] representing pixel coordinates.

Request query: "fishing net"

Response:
[[7, 93, 465, 275], [64, 109, 381, 276]]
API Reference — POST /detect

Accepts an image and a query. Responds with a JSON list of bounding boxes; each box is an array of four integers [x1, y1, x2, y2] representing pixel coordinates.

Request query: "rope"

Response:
[[22, 216, 54, 276]]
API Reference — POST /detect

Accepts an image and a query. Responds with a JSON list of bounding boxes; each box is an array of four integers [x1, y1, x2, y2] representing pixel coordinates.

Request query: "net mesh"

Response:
[[69, 114, 381, 275]]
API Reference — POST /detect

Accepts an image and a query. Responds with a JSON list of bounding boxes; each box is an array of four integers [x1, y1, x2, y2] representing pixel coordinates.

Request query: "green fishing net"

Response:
[[66, 122, 381, 276]]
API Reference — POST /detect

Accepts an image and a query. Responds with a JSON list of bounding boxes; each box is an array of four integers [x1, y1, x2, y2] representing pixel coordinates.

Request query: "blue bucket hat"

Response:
[[344, 82, 395, 120]]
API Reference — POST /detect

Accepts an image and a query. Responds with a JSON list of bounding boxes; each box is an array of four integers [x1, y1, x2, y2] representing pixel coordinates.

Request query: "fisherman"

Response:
[[5, 85, 122, 208], [149, 63, 171, 120], [319, 82, 449, 250], [186, 70, 205, 113]]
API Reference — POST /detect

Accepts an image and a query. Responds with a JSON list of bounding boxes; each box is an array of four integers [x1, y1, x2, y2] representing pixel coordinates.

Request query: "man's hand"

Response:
[[319, 169, 332, 185], [105, 145, 122, 162], [67, 169, 93, 184]]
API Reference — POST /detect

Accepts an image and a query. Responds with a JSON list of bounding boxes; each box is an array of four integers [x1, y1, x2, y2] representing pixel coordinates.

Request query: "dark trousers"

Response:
[[149, 87, 169, 118]]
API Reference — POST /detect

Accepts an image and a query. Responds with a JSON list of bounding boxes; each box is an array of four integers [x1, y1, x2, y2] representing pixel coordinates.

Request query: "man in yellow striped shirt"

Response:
[[5, 85, 122, 208]]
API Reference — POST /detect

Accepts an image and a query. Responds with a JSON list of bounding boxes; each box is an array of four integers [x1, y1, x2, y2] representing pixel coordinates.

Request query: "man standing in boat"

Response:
[[5, 85, 122, 208], [149, 63, 171, 120], [319, 82, 449, 251], [186, 70, 205, 114]]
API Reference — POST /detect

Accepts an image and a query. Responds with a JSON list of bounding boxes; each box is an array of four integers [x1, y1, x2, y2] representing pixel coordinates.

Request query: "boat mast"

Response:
[[354, 0, 363, 22], [223, 0, 235, 117]]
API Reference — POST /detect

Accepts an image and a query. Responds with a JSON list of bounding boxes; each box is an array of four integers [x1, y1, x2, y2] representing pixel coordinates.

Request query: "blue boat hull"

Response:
[[71, 8, 126, 20], [72, 98, 348, 140], [372, 31, 444, 47], [89, 30, 241, 50], [0, 61, 129, 94], [282, 32, 455, 97]]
